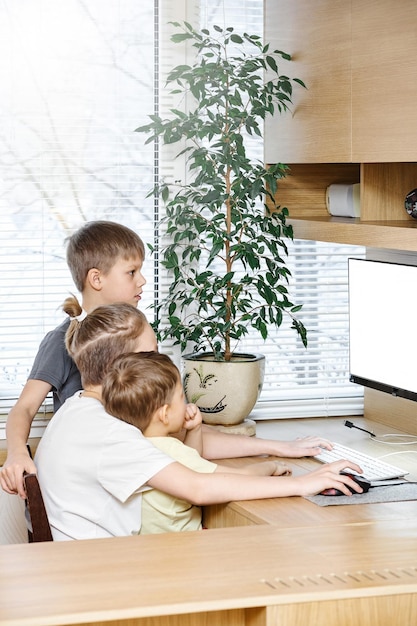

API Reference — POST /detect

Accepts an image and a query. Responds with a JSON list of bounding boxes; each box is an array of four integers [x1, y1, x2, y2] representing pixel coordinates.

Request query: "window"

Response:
[[0, 1, 157, 430], [0, 0, 364, 439]]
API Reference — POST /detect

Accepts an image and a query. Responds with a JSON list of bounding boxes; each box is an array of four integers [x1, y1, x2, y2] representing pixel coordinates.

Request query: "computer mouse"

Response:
[[320, 473, 371, 497]]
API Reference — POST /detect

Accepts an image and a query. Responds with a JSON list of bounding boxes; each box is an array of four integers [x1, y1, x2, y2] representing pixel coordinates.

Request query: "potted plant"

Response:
[[136, 22, 307, 426]]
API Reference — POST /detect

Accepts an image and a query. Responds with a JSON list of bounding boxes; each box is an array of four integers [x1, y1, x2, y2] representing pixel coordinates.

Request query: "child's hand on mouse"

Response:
[[182, 403, 203, 432], [294, 460, 364, 497]]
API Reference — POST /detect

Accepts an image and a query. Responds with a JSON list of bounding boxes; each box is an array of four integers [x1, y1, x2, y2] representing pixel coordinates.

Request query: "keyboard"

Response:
[[315, 442, 409, 481]]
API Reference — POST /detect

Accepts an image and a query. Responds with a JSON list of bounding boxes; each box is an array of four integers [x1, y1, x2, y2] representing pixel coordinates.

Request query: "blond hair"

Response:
[[66, 220, 145, 292], [65, 303, 149, 387], [102, 352, 180, 431]]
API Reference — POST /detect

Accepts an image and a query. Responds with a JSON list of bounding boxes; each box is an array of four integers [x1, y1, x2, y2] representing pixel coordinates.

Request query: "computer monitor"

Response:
[[349, 257, 417, 402]]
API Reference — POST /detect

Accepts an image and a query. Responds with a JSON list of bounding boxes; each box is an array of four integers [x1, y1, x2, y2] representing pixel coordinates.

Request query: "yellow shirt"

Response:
[[140, 437, 217, 534]]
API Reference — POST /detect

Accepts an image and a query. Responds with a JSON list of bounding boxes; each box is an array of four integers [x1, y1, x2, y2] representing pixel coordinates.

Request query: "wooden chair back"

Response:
[[24, 472, 53, 542]]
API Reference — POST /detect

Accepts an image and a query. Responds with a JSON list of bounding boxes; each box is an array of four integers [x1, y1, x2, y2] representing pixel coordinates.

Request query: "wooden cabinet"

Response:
[[265, 0, 417, 164], [265, 0, 417, 429], [264, 0, 352, 164], [352, 1, 417, 162], [265, 1, 417, 251]]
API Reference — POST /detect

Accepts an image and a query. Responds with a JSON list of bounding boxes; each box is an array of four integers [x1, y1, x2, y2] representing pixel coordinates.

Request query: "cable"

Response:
[[344, 420, 417, 445], [344, 420, 375, 437], [372, 434, 417, 445], [377, 450, 417, 461]]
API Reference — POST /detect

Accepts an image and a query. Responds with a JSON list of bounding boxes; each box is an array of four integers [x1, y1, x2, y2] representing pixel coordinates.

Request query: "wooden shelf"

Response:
[[289, 217, 417, 251], [270, 163, 417, 252]]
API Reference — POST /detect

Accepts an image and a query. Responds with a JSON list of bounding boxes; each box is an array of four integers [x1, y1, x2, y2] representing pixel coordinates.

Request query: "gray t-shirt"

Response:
[[29, 318, 82, 411]]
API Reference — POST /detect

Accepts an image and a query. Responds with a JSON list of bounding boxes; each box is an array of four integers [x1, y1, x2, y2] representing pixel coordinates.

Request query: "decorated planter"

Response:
[[182, 352, 265, 426]]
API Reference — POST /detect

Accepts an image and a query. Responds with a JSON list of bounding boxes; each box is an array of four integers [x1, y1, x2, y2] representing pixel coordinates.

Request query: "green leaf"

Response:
[[293, 77, 307, 89], [266, 55, 278, 73], [274, 49, 292, 61], [171, 33, 194, 43], [161, 185, 170, 203]]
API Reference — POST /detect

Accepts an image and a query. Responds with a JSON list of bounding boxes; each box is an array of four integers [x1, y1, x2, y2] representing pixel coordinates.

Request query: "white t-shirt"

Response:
[[35, 393, 174, 540], [141, 437, 217, 534]]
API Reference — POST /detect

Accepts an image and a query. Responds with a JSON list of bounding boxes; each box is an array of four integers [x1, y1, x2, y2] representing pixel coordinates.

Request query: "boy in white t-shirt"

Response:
[[35, 303, 363, 540], [101, 351, 291, 534]]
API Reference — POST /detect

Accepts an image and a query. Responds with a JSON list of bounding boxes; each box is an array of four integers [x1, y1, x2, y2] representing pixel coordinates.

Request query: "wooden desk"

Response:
[[2, 416, 416, 625], [204, 416, 417, 530], [203, 488, 417, 530], [1, 521, 417, 626]]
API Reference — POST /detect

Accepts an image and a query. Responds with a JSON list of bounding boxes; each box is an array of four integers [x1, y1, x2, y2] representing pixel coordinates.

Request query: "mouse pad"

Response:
[[305, 482, 417, 506]]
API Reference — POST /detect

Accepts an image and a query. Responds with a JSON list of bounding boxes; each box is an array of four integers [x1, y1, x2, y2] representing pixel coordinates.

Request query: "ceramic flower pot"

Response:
[[182, 352, 265, 426]]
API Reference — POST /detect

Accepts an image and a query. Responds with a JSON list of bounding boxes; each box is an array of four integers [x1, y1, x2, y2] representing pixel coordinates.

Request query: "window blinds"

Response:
[[238, 240, 365, 418], [0, 0, 157, 422]]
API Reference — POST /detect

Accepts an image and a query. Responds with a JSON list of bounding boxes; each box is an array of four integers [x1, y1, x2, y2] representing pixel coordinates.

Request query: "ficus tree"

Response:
[[136, 21, 307, 361]]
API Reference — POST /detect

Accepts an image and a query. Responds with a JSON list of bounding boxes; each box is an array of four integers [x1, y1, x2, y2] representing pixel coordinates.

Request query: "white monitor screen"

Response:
[[349, 257, 417, 401]]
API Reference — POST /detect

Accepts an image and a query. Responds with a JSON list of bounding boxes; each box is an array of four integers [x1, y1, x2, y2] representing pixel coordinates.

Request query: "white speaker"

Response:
[[326, 183, 360, 218]]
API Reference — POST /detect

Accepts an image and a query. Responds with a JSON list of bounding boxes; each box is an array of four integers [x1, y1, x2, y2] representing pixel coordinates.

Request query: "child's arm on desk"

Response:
[[148, 459, 364, 501], [215, 460, 292, 476], [200, 426, 333, 460]]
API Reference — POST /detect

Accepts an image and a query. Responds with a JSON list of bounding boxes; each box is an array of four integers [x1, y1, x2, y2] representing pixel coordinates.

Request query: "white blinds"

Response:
[[238, 240, 365, 418], [0, 1, 157, 419]]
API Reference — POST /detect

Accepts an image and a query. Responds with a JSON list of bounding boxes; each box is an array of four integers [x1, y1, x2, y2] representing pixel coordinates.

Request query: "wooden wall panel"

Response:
[[360, 163, 417, 221], [364, 388, 417, 436]]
